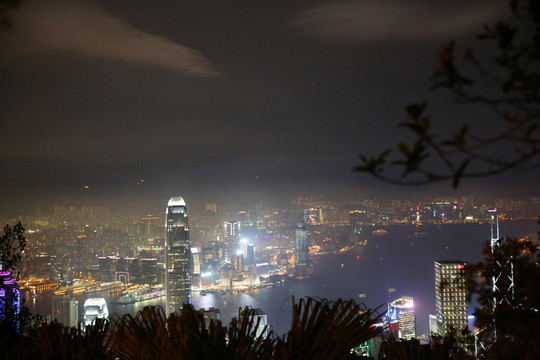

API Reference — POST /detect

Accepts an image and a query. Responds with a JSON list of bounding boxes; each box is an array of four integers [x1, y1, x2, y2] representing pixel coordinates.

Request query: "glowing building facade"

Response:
[[224, 221, 241, 245], [0, 271, 20, 325], [434, 261, 468, 336], [388, 296, 416, 340], [295, 223, 309, 266], [83, 297, 109, 326], [224, 220, 241, 262], [165, 196, 191, 317]]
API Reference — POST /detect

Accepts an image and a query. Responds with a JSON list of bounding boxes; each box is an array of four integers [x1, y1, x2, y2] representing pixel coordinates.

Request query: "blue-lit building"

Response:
[[165, 196, 191, 317], [0, 271, 21, 326]]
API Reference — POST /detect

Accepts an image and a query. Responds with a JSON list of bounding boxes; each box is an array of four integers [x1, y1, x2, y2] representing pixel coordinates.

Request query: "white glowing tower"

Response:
[[165, 196, 191, 317]]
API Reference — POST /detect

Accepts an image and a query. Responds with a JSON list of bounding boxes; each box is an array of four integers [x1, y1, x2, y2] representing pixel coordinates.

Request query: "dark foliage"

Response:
[[379, 332, 474, 360], [0, 297, 382, 359], [0, 222, 27, 332], [467, 236, 540, 359], [356, 0, 540, 188], [0, 221, 27, 275]]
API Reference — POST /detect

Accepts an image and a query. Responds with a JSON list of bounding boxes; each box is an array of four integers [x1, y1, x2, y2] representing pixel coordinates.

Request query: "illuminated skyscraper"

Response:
[[295, 223, 309, 266], [349, 210, 366, 234], [0, 271, 20, 325], [388, 296, 416, 340], [224, 220, 241, 262], [165, 196, 191, 317], [224, 221, 241, 245], [434, 261, 468, 336], [191, 247, 201, 276]]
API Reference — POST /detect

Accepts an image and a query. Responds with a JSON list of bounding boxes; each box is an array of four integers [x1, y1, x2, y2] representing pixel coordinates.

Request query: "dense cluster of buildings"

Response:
[[0, 194, 534, 351]]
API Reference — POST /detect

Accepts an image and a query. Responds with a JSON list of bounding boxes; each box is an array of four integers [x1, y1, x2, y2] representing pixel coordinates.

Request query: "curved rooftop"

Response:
[[168, 196, 186, 206], [84, 298, 108, 307]]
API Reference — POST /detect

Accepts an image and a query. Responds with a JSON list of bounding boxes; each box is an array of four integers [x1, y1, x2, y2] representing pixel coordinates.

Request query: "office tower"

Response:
[[224, 220, 241, 262], [165, 196, 191, 317], [295, 223, 309, 266], [198, 307, 222, 329], [246, 244, 255, 267], [52, 295, 79, 328], [349, 210, 366, 234], [232, 254, 243, 272], [224, 220, 241, 245], [139, 257, 158, 284], [191, 247, 201, 276], [243, 308, 268, 338], [434, 261, 468, 336], [429, 314, 439, 335], [388, 296, 416, 340], [98, 256, 114, 282], [0, 271, 20, 324]]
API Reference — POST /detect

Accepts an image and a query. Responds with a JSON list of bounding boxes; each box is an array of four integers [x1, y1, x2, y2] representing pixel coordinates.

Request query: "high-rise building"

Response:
[[246, 244, 255, 267], [224, 221, 241, 245], [191, 247, 201, 276], [295, 223, 309, 266], [52, 295, 79, 328], [434, 261, 468, 336], [165, 196, 191, 317], [349, 210, 366, 234], [232, 254, 243, 272], [388, 296, 416, 340], [0, 271, 20, 325], [139, 257, 159, 284], [429, 314, 439, 335], [242, 308, 268, 338], [224, 220, 241, 261], [198, 307, 222, 329]]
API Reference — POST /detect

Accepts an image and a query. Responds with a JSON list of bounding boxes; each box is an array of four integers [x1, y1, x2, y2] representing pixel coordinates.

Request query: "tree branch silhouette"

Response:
[[355, 0, 540, 188]]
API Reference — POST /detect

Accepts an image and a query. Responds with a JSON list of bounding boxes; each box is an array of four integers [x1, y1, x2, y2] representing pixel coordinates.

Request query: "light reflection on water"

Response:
[[25, 220, 538, 337]]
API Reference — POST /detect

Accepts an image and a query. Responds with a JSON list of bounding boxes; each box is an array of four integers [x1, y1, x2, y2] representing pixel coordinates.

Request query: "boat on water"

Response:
[[372, 229, 388, 235], [114, 285, 165, 305]]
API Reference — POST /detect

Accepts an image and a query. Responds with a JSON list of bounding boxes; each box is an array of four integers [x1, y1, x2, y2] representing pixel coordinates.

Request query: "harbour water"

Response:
[[25, 220, 538, 337]]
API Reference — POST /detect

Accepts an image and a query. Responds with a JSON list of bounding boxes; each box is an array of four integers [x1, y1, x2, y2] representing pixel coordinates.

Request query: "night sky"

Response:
[[1, 0, 536, 215]]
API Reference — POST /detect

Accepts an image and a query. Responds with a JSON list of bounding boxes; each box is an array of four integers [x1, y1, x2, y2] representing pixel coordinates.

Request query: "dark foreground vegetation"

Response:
[[0, 297, 382, 360]]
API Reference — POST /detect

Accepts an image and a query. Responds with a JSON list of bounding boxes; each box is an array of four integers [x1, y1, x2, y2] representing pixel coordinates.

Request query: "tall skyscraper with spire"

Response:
[[165, 196, 191, 317]]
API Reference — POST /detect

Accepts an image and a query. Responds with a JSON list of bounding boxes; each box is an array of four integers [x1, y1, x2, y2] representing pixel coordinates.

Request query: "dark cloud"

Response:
[[0, 0, 536, 215], [295, 0, 508, 42], [0, 0, 219, 76]]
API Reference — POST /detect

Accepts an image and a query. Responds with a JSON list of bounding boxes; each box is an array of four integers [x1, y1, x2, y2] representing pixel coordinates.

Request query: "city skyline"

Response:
[[1, 0, 538, 217], [1, 1, 538, 348], [8, 186, 539, 339]]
